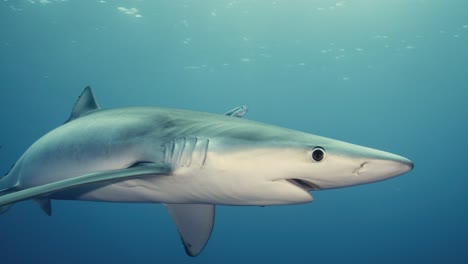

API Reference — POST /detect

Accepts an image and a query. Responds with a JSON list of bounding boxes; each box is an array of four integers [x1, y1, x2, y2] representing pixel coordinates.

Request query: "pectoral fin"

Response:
[[0, 163, 171, 207], [166, 203, 215, 257]]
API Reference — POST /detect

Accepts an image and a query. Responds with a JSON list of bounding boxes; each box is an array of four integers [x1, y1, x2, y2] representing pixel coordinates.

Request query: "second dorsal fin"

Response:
[[65, 86, 100, 123]]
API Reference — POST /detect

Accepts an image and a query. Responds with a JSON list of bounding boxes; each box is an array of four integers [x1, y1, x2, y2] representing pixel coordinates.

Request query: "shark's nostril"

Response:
[[353, 162, 368, 175]]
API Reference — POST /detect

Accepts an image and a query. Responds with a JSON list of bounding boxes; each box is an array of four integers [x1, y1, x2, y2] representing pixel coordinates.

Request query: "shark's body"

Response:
[[0, 87, 413, 256]]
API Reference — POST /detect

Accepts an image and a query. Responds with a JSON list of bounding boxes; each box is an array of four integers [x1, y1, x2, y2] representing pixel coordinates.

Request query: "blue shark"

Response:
[[0, 87, 413, 256]]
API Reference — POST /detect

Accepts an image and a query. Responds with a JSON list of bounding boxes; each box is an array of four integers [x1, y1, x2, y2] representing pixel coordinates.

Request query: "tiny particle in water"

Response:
[[374, 35, 389, 39], [181, 20, 189, 27], [183, 38, 191, 45]]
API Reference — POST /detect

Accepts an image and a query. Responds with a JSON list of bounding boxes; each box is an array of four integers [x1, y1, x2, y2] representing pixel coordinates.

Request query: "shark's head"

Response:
[[210, 120, 413, 203], [277, 138, 414, 191]]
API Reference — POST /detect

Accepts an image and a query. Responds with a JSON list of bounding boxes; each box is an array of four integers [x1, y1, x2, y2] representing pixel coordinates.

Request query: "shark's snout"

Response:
[[303, 143, 414, 190], [356, 154, 413, 182], [399, 157, 414, 171]]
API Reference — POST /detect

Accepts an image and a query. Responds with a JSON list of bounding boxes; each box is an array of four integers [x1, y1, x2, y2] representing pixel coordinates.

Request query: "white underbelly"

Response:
[[54, 166, 312, 206]]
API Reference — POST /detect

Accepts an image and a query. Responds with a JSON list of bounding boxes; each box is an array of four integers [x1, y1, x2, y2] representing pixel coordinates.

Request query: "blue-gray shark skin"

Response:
[[0, 87, 413, 256]]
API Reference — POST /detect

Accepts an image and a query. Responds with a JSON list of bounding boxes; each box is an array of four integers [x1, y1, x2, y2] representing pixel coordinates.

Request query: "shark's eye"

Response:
[[311, 147, 325, 162]]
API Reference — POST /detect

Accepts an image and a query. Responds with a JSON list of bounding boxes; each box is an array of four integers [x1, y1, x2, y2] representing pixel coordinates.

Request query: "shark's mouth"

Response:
[[287, 179, 321, 191]]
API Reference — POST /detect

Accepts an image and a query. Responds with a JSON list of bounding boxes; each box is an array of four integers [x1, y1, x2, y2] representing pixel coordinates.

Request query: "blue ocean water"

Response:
[[0, 0, 467, 263]]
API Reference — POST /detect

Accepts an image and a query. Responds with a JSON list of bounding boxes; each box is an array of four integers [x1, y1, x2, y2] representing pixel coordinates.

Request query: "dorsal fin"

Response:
[[65, 86, 100, 123]]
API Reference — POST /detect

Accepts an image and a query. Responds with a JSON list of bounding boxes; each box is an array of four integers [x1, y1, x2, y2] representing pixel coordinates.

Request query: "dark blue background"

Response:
[[1, 1, 467, 263]]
